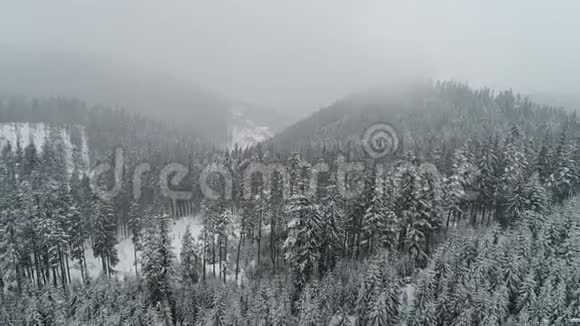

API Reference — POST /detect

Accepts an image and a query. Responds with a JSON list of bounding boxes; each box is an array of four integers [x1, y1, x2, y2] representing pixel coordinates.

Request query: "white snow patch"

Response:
[[227, 109, 274, 149], [229, 125, 273, 149], [0, 122, 90, 174], [71, 214, 248, 285], [72, 215, 203, 280]]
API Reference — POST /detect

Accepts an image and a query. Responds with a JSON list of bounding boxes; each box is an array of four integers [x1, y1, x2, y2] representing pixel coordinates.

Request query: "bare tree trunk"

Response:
[[80, 258, 85, 283], [65, 255, 72, 284], [257, 210, 263, 266], [101, 257, 107, 277], [343, 232, 349, 257], [59, 250, 67, 290], [133, 245, 139, 279], [218, 239, 222, 280], [445, 210, 452, 232], [43, 256, 49, 285], [469, 203, 477, 226], [398, 227, 407, 252], [270, 211, 276, 273], [10, 230, 22, 294], [202, 233, 207, 281], [223, 236, 227, 283], [52, 267, 58, 288], [212, 236, 216, 278], [34, 247, 42, 288], [486, 207, 494, 226], [82, 249, 89, 283], [235, 234, 242, 283]]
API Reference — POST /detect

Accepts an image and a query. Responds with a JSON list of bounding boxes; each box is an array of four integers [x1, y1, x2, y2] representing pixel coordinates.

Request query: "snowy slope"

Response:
[[0, 122, 90, 174], [227, 108, 274, 149]]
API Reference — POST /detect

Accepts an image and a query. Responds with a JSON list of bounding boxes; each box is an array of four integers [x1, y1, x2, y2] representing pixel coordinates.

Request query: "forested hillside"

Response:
[[1, 83, 580, 325], [0, 51, 294, 147], [269, 82, 572, 160]]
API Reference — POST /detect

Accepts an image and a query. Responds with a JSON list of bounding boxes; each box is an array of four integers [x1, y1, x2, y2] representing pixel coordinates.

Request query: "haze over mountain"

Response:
[[3, 1, 580, 122], [0, 49, 296, 147], [269, 82, 573, 159], [2, 1, 580, 153]]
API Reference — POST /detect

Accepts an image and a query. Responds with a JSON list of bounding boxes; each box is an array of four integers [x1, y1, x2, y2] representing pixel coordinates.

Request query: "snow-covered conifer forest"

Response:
[[1, 83, 580, 325], [4, 2, 580, 324]]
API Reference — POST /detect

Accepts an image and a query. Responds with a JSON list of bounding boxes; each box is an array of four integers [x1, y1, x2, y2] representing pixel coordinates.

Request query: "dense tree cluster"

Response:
[[1, 82, 580, 325]]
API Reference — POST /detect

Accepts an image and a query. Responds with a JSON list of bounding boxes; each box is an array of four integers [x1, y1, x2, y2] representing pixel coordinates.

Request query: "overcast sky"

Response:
[[1, 0, 580, 112]]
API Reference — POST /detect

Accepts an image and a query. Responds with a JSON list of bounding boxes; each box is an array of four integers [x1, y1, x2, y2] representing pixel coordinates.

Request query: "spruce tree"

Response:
[[360, 166, 391, 256], [283, 162, 322, 293], [180, 224, 199, 285], [93, 199, 118, 277], [128, 200, 143, 278], [141, 212, 175, 320]]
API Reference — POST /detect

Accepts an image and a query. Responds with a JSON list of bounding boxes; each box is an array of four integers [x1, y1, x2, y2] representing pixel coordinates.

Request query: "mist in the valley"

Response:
[[1, 0, 580, 121]]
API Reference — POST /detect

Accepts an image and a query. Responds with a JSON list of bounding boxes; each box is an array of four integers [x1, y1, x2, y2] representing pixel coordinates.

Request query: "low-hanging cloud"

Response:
[[1, 0, 580, 113]]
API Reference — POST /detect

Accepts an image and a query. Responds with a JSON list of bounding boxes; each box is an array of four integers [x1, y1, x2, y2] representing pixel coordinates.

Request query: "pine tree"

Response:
[[361, 171, 386, 256], [128, 200, 143, 278], [408, 270, 436, 325], [66, 191, 87, 283], [357, 255, 402, 326], [549, 141, 577, 203], [283, 162, 322, 293], [318, 180, 345, 275], [0, 208, 24, 295], [0, 142, 17, 188], [141, 212, 175, 318], [477, 138, 499, 224], [407, 167, 441, 267], [298, 284, 321, 325], [181, 225, 199, 285], [22, 141, 40, 179], [214, 209, 232, 282], [442, 174, 465, 230], [201, 197, 225, 278], [524, 173, 548, 214], [498, 131, 528, 227], [394, 158, 421, 252], [93, 199, 118, 277], [536, 135, 553, 184], [452, 141, 478, 221]]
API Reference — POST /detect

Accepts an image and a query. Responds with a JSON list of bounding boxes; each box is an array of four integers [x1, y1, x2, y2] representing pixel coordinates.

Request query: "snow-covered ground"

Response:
[[0, 122, 90, 174], [229, 124, 273, 149], [227, 109, 274, 149], [72, 215, 203, 280], [73, 214, 249, 285]]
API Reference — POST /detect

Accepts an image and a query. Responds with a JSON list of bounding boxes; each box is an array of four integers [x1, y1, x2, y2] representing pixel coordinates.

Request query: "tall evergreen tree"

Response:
[[141, 212, 176, 324], [283, 162, 322, 293], [180, 225, 199, 285], [93, 199, 118, 277]]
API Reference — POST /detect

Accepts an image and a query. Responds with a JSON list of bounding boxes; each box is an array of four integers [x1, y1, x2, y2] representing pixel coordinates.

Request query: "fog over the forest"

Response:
[[4, 3, 580, 325], [1, 0, 580, 113]]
